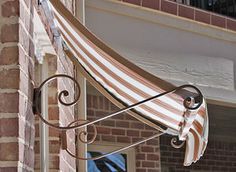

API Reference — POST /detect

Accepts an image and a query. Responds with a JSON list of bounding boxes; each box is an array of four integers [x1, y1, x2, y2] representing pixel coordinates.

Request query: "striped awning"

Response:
[[47, 0, 209, 166]]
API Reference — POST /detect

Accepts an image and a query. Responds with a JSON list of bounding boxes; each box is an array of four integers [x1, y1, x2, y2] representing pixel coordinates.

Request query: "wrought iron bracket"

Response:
[[32, 74, 203, 161], [33, 88, 41, 114]]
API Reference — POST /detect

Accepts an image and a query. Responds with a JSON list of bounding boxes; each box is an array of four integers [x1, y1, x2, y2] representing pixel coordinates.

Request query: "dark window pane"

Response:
[[87, 151, 127, 172]]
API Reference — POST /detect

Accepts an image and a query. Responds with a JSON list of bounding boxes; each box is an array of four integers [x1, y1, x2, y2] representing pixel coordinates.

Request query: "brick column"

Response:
[[0, 0, 35, 171]]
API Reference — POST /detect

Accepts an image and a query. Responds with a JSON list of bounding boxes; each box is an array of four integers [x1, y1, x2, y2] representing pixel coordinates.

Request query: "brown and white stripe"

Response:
[[47, 0, 209, 166]]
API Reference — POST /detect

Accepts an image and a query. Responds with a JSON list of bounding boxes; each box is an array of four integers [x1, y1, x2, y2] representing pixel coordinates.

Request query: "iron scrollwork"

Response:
[[33, 74, 203, 160]]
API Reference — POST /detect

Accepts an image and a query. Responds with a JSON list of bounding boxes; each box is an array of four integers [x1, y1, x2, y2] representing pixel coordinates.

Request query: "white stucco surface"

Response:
[[85, 0, 236, 106]]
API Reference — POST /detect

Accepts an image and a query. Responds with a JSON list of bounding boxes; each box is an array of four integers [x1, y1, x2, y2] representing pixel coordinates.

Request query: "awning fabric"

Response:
[[47, 0, 208, 166]]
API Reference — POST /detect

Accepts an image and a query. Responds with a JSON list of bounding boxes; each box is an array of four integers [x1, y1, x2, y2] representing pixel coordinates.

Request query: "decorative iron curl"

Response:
[[171, 137, 185, 149], [175, 85, 203, 111], [34, 80, 203, 131], [34, 74, 81, 130], [67, 120, 97, 144], [63, 119, 98, 160]]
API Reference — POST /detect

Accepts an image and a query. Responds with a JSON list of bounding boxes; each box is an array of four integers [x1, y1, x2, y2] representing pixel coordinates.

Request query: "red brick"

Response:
[[141, 131, 154, 137], [146, 139, 159, 146], [48, 155, 60, 169], [123, 0, 141, 6], [0, 46, 18, 65], [145, 125, 155, 130], [101, 135, 116, 142], [211, 14, 226, 28], [0, 93, 19, 113], [110, 103, 119, 111], [148, 169, 160, 172], [92, 95, 98, 108], [104, 98, 110, 110], [117, 136, 131, 143], [137, 169, 146, 172], [48, 106, 59, 120], [95, 110, 106, 117], [96, 126, 111, 134], [34, 141, 40, 154], [141, 146, 154, 152], [87, 95, 93, 108], [125, 114, 136, 120], [88, 133, 100, 142], [0, 69, 19, 89], [0, 118, 18, 137], [161, 0, 177, 15], [132, 137, 143, 142], [136, 153, 146, 160], [35, 123, 39, 137], [1, 0, 19, 17], [227, 19, 236, 32], [87, 109, 94, 116], [1, 24, 19, 43], [195, 9, 210, 24], [0, 142, 18, 161], [147, 153, 159, 160], [127, 129, 140, 137], [116, 121, 129, 128], [111, 113, 125, 120], [142, 0, 159, 10], [49, 140, 60, 154], [112, 128, 125, 135], [131, 122, 144, 129], [48, 88, 58, 104], [48, 60, 57, 77], [98, 96, 104, 109], [142, 161, 155, 167], [101, 120, 115, 127], [49, 128, 60, 137], [178, 5, 194, 20], [0, 167, 17, 172]]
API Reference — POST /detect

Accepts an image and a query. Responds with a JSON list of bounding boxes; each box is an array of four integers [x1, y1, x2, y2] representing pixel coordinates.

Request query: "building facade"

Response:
[[0, 0, 236, 171]]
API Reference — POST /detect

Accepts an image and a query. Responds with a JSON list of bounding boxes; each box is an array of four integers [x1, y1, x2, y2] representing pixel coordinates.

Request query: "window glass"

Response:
[[87, 152, 127, 172]]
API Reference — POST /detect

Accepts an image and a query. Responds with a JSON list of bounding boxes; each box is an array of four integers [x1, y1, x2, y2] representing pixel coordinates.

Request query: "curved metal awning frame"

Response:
[[34, 0, 209, 166], [33, 74, 201, 161]]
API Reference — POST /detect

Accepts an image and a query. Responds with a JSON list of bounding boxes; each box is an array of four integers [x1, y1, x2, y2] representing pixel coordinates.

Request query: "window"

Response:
[[88, 143, 135, 172], [87, 151, 127, 172]]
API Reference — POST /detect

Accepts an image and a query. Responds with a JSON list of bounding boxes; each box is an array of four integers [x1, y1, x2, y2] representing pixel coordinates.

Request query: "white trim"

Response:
[[75, 1, 87, 171], [39, 56, 49, 172]]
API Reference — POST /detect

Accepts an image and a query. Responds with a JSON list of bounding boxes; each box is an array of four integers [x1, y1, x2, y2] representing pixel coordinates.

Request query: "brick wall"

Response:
[[160, 136, 236, 172], [0, 0, 35, 171], [160, 104, 236, 172], [87, 93, 161, 172]]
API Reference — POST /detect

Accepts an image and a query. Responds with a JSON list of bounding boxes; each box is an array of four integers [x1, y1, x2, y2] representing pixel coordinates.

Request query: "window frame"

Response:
[[88, 142, 136, 172]]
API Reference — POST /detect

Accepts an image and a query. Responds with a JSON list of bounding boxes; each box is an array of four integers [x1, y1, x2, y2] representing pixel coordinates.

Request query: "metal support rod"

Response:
[[65, 131, 165, 160], [33, 74, 203, 131], [33, 74, 198, 162]]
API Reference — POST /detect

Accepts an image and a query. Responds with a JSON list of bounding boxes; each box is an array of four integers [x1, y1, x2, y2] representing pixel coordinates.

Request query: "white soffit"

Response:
[[85, 0, 236, 107], [33, 7, 56, 63]]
